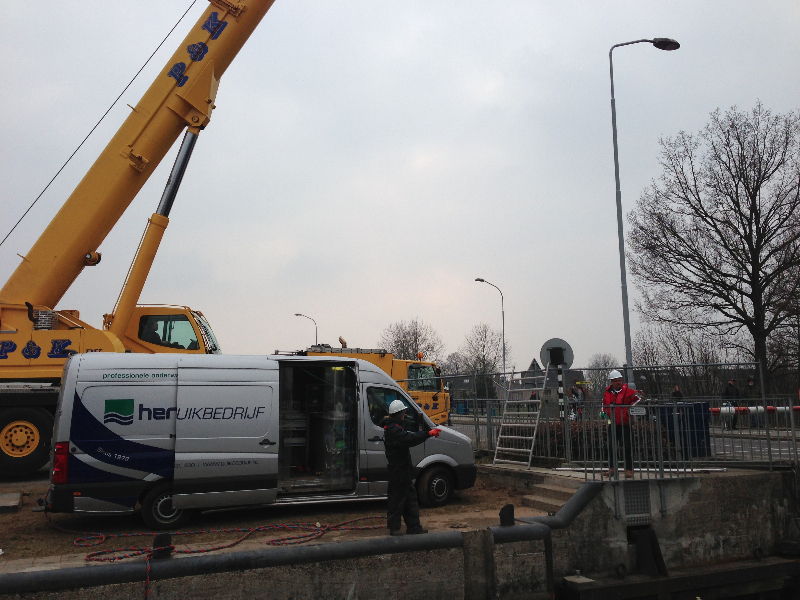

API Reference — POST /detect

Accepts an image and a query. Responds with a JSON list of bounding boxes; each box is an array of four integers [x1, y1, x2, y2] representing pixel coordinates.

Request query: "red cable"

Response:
[[46, 512, 385, 599]]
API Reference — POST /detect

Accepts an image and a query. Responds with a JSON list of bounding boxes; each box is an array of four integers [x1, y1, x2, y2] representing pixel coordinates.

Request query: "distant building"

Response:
[[515, 358, 584, 398]]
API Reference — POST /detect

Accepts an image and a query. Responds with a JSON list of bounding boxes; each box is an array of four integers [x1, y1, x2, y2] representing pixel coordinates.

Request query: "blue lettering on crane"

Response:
[[167, 63, 189, 87], [202, 12, 227, 40], [0, 341, 17, 359], [47, 339, 72, 358], [187, 42, 209, 61], [21, 341, 41, 359]]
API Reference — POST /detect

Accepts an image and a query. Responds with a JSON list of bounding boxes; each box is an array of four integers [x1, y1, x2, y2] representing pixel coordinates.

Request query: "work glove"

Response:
[[428, 428, 442, 437]]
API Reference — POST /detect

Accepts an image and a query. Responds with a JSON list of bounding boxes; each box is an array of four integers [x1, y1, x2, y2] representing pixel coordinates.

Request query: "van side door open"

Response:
[[172, 375, 279, 509], [277, 362, 358, 495]]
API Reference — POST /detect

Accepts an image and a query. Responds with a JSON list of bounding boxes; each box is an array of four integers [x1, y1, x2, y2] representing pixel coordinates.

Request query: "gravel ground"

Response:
[[0, 469, 543, 562]]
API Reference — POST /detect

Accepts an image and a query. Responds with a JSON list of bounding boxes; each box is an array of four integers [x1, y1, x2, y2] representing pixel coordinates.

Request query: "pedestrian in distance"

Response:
[[721, 379, 740, 430], [671, 385, 683, 401], [744, 376, 762, 428], [381, 400, 441, 536], [602, 370, 640, 479]]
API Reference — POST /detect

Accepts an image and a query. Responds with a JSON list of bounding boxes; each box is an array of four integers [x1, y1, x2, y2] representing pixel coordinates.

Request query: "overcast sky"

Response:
[[2, 1, 798, 371]]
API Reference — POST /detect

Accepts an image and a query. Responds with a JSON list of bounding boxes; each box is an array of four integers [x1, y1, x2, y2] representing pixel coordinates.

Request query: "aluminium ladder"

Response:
[[492, 362, 551, 468]]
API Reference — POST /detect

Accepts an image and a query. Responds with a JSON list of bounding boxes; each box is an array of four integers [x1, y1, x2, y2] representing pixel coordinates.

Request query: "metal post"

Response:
[[609, 406, 619, 480], [545, 400, 551, 459], [607, 38, 681, 385], [294, 314, 317, 345], [472, 371, 480, 449], [791, 403, 798, 470], [487, 400, 494, 451], [475, 278, 507, 403], [559, 364, 571, 463], [609, 47, 634, 386], [672, 397, 682, 466], [759, 360, 772, 470]]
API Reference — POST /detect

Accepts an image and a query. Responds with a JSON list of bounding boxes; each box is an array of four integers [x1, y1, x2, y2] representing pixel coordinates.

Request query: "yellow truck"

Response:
[[299, 346, 451, 425], [0, 1, 277, 475]]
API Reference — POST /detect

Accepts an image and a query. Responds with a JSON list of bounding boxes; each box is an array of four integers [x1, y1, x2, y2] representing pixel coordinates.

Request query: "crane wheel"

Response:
[[0, 408, 54, 477]]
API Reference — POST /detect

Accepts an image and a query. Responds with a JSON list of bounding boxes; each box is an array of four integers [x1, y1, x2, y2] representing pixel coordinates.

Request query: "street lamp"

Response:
[[475, 278, 506, 401], [294, 313, 317, 345], [609, 37, 680, 385]]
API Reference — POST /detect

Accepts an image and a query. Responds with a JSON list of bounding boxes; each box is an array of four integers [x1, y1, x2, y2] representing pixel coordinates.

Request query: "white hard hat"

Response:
[[388, 399, 407, 415], [608, 369, 623, 380]]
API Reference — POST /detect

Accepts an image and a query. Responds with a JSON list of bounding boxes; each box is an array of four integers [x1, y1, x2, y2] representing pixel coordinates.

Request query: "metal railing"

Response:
[[448, 395, 800, 478]]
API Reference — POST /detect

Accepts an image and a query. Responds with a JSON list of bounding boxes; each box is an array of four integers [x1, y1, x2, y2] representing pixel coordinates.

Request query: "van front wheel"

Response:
[[417, 466, 454, 508], [141, 485, 192, 530]]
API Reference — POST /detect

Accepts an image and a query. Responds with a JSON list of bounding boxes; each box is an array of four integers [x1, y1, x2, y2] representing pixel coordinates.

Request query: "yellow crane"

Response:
[[302, 345, 452, 425], [0, 0, 277, 476]]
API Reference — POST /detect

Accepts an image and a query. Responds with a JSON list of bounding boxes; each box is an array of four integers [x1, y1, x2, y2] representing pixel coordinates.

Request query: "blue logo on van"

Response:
[[104, 399, 134, 426]]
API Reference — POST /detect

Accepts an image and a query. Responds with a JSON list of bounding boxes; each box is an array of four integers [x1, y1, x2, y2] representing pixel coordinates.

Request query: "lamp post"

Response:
[[475, 278, 506, 401], [294, 313, 317, 345], [609, 37, 680, 385]]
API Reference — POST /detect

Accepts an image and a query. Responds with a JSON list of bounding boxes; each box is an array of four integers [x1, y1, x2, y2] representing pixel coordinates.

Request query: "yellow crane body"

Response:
[[303, 348, 452, 425]]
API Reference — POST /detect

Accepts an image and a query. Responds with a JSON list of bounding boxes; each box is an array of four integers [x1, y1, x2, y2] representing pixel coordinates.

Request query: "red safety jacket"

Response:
[[602, 384, 639, 425]]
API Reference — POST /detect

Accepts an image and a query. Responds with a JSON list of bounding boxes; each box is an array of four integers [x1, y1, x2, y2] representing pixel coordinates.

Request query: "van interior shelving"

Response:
[[278, 362, 358, 494]]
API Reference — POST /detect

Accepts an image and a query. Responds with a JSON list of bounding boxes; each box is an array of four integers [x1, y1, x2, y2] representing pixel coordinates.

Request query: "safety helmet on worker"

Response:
[[608, 369, 623, 381], [388, 399, 406, 415]]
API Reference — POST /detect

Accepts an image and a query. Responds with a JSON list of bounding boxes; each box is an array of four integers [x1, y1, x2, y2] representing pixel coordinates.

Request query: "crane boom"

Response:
[[0, 0, 276, 477], [0, 0, 275, 308]]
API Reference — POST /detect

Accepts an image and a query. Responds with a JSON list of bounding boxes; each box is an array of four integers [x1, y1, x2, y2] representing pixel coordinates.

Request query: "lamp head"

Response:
[[475, 278, 485, 282], [652, 38, 680, 51], [294, 313, 302, 316]]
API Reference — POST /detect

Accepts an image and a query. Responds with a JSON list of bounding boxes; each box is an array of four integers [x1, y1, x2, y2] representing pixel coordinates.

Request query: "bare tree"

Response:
[[378, 318, 444, 363], [632, 325, 749, 397], [457, 323, 511, 398], [440, 351, 468, 376], [585, 353, 619, 399], [627, 102, 800, 387]]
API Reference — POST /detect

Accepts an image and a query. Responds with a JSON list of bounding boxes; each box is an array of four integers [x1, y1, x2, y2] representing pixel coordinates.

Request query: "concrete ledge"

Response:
[[562, 556, 800, 599], [0, 531, 464, 595], [0, 493, 21, 513]]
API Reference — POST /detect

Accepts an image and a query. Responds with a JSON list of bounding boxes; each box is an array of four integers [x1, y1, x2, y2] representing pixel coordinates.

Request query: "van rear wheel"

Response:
[[141, 484, 192, 530], [417, 466, 454, 508]]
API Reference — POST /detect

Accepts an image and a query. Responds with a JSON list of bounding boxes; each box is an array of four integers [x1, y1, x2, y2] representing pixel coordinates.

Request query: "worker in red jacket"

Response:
[[602, 370, 641, 478]]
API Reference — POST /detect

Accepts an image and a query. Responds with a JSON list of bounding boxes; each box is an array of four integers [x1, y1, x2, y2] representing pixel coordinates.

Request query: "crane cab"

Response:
[[111, 305, 220, 355]]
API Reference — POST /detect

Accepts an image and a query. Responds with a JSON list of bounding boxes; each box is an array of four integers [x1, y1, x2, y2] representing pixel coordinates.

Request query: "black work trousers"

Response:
[[386, 463, 421, 532], [608, 424, 633, 473]]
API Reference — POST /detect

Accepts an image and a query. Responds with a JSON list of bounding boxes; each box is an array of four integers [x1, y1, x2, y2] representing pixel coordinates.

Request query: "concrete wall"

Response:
[[480, 468, 794, 582], [1, 549, 465, 600]]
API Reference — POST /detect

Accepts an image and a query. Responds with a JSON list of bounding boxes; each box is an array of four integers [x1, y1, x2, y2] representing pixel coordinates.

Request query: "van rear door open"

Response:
[[173, 363, 279, 509]]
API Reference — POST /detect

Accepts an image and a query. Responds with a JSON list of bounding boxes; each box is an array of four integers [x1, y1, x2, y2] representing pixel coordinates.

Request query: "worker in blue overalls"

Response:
[[381, 400, 441, 536]]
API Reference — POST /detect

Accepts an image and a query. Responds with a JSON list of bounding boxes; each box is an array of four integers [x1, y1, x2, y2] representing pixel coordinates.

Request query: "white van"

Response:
[[46, 354, 476, 529]]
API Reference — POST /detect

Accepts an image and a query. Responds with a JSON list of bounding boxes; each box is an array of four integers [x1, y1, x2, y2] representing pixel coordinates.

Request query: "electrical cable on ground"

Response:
[[45, 512, 386, 599], [0, 0, 198, 250]]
